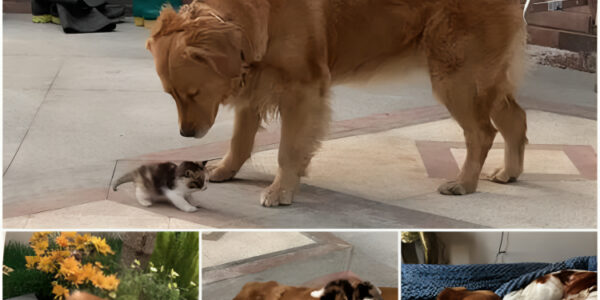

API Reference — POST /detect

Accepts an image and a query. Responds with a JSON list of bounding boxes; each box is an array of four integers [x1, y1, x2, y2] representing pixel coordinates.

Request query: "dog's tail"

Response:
[[113, 171, 135, 191]]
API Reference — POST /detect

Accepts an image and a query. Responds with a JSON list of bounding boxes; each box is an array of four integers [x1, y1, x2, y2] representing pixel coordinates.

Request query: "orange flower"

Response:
[[25, 256, 40, 269], [52, 283, 70, 300], [89, 236, 114, 255], [101, 274, 120, 291], [57, 257, 80, 279], [74, 234, 91, 250], [32, 239, 49, 256], [37, 255, 56, 273], [80, 263, 100, 282], [61, 232, 77, 239], [55, 235, 69, 248]]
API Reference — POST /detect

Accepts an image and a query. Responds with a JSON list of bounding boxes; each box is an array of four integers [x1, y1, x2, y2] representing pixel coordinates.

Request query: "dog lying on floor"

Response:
[[233, 280, 394, 300], [147, 0, 528, 206], [437, 270, 597, 300]]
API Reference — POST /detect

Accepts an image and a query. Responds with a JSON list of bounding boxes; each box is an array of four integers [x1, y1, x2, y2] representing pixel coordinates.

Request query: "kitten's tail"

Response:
[[113, 171, 135, 191]]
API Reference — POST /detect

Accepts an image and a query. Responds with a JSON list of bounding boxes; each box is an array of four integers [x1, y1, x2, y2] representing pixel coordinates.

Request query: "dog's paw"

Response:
[[208, 164, 238, 182], [260, 185, 294, 207], [438, 181, 469, 195], [487, 168, 517, 184]]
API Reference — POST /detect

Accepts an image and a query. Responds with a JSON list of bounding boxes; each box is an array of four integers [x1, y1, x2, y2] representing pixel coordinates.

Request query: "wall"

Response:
[[437, 232, 597, 265]]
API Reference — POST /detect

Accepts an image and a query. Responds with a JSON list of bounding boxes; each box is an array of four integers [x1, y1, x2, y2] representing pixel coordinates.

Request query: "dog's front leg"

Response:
[[261, 86, 331, 207], [209, 104, 261, 182]]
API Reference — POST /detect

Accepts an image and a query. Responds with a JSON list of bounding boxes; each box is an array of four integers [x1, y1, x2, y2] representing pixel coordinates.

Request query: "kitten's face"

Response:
[[176, 161, 208, 190]]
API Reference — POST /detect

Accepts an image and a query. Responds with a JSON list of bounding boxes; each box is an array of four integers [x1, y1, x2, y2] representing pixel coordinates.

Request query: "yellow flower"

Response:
[[57, 257, 80, 279], [74, 234, 91, 250], [55, 235, 69, 248], [80, 263, 100, 282], [89, 236, 114, 255], [32, 239, 49, 256], [101, 274, 120, 291], [90, 272, 106, 289], [30, 232, 51, 243], [25, 256, 40, 269], [37, 255, 56, 273], [61, 232, 77, 239], [50, 250, 72, 263], [52, 283, 70, 300]]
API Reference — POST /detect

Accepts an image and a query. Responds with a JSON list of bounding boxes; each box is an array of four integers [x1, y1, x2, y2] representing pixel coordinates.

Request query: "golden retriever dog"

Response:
[[146, 0, 527, 206], [233, 280, 391, 300], [437, 287, 501, 300]]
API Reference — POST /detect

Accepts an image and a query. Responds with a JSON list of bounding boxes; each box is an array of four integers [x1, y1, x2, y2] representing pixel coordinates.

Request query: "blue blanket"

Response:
[[401, 256, 597, 300]]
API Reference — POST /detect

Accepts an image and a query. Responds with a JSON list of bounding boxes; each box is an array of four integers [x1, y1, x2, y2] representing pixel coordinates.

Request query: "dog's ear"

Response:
[[236, 0, 269, 62], [184, 46, 242, 78]]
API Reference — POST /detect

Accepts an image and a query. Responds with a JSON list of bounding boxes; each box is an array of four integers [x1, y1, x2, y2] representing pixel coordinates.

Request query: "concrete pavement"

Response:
[[3, 14, 597, 229]]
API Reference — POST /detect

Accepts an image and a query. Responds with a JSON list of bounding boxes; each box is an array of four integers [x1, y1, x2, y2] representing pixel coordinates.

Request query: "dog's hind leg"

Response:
[[260, 84, 331, 207], [430, 71, 497, 195], [209, 105, 261, 182], [489, 94, 527, 183]]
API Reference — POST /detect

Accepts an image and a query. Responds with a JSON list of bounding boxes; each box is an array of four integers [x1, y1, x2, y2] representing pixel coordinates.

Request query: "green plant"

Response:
[[117, 260, 194, 300], [3, 241, 54, 299], [150, 232, 199, 300]]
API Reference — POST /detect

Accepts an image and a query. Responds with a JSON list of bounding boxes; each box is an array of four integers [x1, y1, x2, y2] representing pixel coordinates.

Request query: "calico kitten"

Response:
[[311, 280, 383, 300], [113, 161, 208, 212]]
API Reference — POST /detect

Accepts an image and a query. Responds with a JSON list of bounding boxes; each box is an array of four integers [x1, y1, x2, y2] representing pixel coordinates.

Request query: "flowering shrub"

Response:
[[116, 260, 196, 300], [25, 232, 120, 300]]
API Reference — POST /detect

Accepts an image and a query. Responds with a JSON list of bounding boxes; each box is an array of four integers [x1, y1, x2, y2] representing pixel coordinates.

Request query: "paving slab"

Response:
[[3, 55, 63, 90], [203, 232, 316, 268], [3, 88, 47, 172], [23, 200, 171, 229]]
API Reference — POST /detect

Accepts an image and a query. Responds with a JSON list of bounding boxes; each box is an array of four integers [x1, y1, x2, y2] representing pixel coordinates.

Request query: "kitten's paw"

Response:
[[207, 164, 238, 182], [260, 185, 294, 207]]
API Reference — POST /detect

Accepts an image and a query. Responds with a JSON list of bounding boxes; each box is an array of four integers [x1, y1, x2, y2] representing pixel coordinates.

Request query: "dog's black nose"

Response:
[[180, 128, 196, 137]]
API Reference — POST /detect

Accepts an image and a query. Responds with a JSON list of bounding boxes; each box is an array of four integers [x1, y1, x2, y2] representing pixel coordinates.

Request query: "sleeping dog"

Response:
[[233, 280, 386, 300], [504, 270, 597, 300], [437, 270, 597, 300]]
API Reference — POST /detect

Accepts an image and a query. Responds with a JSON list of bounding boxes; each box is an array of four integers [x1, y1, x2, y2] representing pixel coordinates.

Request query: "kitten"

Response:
[[112, 161, 208, 212], [311, 280, 384, 300]]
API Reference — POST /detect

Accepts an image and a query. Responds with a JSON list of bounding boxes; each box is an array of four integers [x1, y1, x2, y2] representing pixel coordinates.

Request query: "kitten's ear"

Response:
[[201, 160, 208, 167], [185, 170, 193, 178]]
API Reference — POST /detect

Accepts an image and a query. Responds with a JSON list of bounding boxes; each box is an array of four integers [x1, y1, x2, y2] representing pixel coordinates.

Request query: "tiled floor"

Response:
[[3, 14, 597, 229]]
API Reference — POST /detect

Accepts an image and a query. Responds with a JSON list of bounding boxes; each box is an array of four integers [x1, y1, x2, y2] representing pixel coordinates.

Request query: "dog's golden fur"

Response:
[[147, 0, 528, 206], [437, 287, 501, 300]]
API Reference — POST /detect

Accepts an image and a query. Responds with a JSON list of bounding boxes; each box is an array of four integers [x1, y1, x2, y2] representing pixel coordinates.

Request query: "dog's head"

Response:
[[436, 287, 501, 300], [233, 281, 287, 300], [146, 3, 245, 138], [311, 280, 384, 300]]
